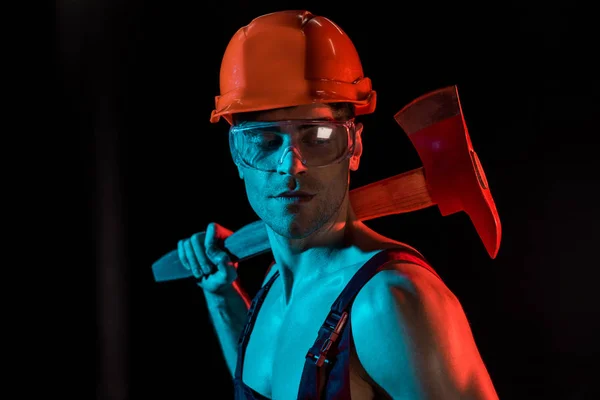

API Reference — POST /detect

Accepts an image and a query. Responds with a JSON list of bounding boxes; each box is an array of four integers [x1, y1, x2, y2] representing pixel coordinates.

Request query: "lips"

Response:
[[272, 191, 315, 203], [276, 190, 313, 197]]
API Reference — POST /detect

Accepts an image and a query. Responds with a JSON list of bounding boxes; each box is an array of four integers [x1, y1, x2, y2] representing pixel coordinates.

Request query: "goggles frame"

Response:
[[229, 119, 357, 172]]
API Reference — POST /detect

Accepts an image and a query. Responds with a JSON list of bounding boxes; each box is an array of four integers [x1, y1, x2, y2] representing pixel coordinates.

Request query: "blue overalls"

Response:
[[233, 247, 440, 399]]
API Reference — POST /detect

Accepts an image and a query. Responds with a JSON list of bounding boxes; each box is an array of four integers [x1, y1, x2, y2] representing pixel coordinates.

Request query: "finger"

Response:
[[205, 222, 232, 264], [177, 239, 191, 270], [206, 223, 237, 284], [190, 231, 213, 276], [213, 251, 238, 285], [208, 222, 235, 242], [183, 239, 203, 279]]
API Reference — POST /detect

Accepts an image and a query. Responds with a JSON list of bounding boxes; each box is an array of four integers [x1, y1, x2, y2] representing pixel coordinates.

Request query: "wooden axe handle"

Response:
[[152, 167, 432, 282], [350, 167, 432, 221]]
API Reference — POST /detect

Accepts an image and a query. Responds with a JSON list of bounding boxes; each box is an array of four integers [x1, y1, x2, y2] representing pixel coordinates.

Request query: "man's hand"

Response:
[[177, 222, 238, 294]]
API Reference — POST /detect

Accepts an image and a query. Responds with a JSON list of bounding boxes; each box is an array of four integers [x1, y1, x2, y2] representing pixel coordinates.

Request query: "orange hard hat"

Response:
[[210, 10, 377, 124]]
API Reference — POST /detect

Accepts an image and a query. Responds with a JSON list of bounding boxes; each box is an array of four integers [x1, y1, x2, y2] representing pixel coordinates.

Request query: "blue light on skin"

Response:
[[200, 103, 499, 400], [231, 103, 364, 303]]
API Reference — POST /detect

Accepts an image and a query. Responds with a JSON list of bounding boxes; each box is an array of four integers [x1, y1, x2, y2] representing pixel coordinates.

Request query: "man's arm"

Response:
[[203, 279, 250, 377], [350, 262, 498, 400], [205, 260, 277, 377]]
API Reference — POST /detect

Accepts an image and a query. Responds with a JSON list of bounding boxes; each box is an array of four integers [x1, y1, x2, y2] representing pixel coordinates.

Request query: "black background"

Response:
[[59, 1, 599, 399]]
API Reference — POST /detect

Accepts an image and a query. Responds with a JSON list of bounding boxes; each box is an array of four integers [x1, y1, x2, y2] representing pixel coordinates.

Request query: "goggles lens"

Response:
[[229, 120, 355, 171]]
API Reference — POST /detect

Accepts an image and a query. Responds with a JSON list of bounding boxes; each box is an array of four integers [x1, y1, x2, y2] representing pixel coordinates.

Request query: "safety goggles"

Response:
[[229, 119, 356, 172]]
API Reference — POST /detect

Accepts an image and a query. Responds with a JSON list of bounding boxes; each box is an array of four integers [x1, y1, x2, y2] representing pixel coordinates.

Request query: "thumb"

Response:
[[214, 252, 238, 285]]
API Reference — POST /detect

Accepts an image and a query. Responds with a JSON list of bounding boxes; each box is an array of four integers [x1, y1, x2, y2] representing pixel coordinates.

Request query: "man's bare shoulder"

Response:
[[349, 254, 499, 399], [361, 251, 451, 301], [351, 255, 459, 340]]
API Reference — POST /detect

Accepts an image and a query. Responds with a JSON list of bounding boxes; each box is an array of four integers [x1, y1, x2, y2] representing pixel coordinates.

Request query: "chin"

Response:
[[287, 222, 316, 239], [267, 216, 318, 240], [257, 197, 341, 240]]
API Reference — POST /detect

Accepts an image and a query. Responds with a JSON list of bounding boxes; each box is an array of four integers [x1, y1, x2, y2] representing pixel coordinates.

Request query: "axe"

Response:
[[151, 85, 501, 282]]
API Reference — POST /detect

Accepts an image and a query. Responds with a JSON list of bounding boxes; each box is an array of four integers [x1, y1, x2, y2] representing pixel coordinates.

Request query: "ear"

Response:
[[349, 122, 363, 171]]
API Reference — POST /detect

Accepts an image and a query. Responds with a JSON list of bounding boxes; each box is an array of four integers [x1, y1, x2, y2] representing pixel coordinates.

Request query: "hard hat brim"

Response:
[[211, 84, 376, 124]]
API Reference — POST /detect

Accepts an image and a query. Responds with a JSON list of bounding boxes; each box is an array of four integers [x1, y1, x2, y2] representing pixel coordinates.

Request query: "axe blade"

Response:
[[394, 85, 502, 259]]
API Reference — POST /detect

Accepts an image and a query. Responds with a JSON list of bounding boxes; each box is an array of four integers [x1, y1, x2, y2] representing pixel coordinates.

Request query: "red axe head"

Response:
[[394, 85, 502, 259]]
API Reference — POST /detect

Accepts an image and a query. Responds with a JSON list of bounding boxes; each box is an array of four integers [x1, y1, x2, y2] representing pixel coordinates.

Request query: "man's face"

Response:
[[233, 104, 363, 240]]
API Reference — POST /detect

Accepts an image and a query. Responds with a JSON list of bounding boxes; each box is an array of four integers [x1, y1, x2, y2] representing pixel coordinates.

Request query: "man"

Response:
[[176, 10, 498, 400]]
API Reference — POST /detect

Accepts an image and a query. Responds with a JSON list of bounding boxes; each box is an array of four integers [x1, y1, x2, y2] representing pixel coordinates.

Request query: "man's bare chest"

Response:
[[242, 272, 354, 399]]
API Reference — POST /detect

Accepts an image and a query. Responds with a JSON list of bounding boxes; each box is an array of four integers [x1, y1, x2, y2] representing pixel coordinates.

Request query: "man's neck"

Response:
[[266, 206, 361, 305]]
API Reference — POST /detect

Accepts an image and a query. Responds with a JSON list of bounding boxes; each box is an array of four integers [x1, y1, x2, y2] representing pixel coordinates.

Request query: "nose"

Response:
[[276, 146, 307, 176]]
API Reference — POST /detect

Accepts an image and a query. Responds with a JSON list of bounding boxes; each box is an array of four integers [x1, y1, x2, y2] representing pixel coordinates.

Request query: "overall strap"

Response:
[[298, 247, 438, 399], [331, 247, 438, 315]]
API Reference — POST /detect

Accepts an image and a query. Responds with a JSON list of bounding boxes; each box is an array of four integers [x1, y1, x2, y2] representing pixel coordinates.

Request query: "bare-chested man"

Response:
[[176, 10, 498, 400]]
